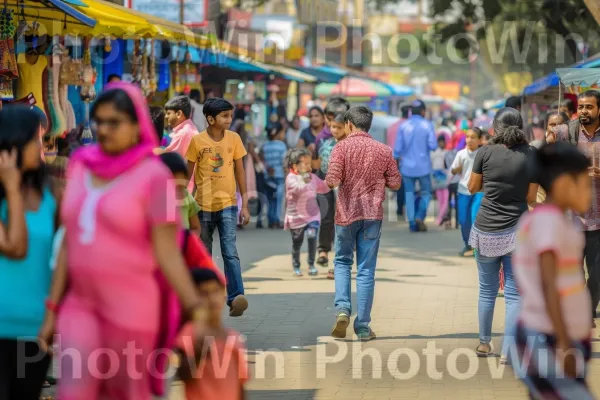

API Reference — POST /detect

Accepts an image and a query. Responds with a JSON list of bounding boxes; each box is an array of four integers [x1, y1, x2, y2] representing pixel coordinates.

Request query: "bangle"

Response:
[[45, 299, 58, 313]]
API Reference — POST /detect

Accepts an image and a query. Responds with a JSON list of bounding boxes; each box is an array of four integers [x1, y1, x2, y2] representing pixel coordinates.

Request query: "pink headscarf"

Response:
[[70, 82, 158, 180]]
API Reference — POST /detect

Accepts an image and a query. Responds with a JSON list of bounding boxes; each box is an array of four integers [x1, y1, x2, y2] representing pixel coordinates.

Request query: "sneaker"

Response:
[[327, 269, 334, 280], [331, 312, 350, 338], [308, 266, 318, 276], [356, 328, 376, 342], [229, 295, 248, 317], [293, 268, 303, 277]]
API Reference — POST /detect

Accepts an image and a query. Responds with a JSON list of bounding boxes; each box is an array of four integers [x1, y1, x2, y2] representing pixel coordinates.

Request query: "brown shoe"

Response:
[[229, 295, 248, 317], [331, 312, 350, 338], [415, 219, 427, 232]]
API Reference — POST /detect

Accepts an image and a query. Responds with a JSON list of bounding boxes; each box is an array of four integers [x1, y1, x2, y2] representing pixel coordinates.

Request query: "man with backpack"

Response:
[[547, 90, 600, 327]]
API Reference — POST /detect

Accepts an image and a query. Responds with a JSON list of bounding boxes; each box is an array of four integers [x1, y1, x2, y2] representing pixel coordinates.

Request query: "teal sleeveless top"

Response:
[[0, 188, 56, 339]]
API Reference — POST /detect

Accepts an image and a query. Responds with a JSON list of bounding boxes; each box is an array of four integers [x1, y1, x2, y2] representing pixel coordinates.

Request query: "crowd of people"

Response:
[[1, 75, 600, 400]]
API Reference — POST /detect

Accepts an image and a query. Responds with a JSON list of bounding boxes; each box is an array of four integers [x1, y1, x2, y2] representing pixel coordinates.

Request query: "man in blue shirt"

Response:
[[393, 100, 437, 232]]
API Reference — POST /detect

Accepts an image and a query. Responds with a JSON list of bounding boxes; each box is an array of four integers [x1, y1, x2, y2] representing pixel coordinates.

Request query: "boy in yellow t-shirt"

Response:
[[185, 97, 250, 317]]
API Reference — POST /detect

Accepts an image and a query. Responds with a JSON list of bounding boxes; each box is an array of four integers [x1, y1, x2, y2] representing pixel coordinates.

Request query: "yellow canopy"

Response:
[[71, 0, 208, 46]]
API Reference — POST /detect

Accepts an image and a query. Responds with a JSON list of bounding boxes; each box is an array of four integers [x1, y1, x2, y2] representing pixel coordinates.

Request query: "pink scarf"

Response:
[[165, 118, 198, 157], [69, 82, 158, 179]]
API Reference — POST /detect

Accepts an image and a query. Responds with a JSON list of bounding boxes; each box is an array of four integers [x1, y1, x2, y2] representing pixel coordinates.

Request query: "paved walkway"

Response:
[[44, 210, 600, 399], [174, 214, 600, 399]]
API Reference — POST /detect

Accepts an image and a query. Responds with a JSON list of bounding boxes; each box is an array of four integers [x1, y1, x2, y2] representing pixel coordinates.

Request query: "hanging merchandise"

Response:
[[173, 45, 181, 93], [183, 48, 191, 94], [132, 39, 141, 86], [149, 39, 156, 95], [141, 39, 150, 97], [59, 40, 76, 132], [80, 39, 96, 145], [0, 6, 17, 100], [48, 36, 66, 137]]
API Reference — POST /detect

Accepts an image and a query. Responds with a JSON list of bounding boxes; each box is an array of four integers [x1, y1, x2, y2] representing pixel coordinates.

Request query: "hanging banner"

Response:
[[129, 0, 207, 27]]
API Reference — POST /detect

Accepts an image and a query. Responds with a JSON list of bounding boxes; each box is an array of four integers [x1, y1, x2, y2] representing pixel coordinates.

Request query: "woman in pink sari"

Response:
[[39, 83, 207, 400]]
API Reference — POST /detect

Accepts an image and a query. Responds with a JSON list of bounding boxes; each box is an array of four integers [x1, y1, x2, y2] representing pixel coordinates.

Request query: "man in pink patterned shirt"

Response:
[[326, 106, 401, 341]]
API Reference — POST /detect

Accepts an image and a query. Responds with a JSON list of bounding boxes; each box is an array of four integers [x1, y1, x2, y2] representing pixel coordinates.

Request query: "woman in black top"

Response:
[[467, 107, 538, 359]]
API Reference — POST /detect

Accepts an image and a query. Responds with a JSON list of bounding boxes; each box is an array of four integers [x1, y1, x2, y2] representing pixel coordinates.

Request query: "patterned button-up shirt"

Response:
[[557, 124, 600, 231], [326, 131, 401, 226]]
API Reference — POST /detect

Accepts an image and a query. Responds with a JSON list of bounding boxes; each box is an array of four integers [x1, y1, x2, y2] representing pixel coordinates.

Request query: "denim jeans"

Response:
[[198, 206, 244, 305], [396, 176, 405, 216], [476, 251, 520, 356], [334, 220, 382, 333], [266, 177, 285, 225], [403, 175, 432, 230], [457, 192, 484, 246]]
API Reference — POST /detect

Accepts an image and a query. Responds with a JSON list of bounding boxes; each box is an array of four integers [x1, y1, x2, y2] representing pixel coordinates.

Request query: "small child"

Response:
[[451, 127, 484, 257], [176, 267, 248, 400], [160, 152, 201, 235], [260, 123, 288, 229], [284, 149, 330, 276], [513, 142, 593, 399], [319, 113, 347, 175], [431, 134, 448, 226], [318, 113, 347, 279]]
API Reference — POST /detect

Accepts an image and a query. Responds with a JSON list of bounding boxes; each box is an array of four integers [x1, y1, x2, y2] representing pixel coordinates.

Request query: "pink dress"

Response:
[[284, 172, 330, 230], [57, 157, 178, 400]]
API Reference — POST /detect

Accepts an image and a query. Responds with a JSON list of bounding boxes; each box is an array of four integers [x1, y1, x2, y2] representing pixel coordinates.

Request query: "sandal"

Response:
[[476, 343, 493, 357], [327, 269, 334, 280]]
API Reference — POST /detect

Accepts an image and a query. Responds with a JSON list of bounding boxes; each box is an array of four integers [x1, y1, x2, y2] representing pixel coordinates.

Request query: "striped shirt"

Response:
[[514, 204, 591, 340]]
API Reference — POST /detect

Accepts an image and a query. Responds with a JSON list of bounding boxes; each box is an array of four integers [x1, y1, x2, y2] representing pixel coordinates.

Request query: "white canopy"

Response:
[[556, 68, 600, 87]]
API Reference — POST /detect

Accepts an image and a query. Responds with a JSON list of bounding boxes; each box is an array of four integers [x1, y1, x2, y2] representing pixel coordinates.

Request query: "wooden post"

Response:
[[584, 0, 600, 27]]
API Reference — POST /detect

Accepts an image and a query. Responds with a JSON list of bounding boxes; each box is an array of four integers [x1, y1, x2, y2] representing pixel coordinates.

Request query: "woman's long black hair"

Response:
[[90, 89, 138, 122], [0, 105, 46, 202], [490, 107, 528, 147]]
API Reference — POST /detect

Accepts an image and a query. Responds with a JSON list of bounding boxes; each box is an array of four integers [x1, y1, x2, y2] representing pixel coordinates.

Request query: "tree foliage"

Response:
[[370, 0, 600, 78]]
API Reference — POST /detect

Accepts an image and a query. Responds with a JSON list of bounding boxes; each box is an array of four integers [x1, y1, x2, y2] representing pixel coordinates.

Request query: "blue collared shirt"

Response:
[[393, 115, 437, 177]]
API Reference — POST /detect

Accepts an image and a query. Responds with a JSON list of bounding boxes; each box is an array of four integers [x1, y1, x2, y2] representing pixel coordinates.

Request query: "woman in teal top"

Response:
[[0, 105, 56, 400]]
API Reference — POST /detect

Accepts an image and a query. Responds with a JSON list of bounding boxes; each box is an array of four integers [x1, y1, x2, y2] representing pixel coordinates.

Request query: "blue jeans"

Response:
[[396, 176, 405, 216], [198, 206, 244, 304], [403, 175, 432, 230], [334, 220, 382, 332], [266, 177, 285, 225], [457, 192, 484, 246], [476, 251, 520, 356]]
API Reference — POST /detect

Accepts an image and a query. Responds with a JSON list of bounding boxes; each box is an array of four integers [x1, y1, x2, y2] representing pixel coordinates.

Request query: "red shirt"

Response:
[[326, 131, 401, 226]]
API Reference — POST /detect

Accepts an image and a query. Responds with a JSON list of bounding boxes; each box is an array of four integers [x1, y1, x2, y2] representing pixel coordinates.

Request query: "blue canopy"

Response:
[[48, 0, 96, 27], [524, 55, 600, 96], [295, 65, 346, 83]]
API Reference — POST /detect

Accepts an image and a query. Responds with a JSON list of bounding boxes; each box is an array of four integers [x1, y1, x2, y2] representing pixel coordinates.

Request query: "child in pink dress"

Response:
[[284, 148, 330, 276], [54, 83, 205, 400]]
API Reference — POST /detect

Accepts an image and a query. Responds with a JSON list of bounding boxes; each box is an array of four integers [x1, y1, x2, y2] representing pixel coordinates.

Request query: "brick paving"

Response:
[[44, 211, 600, 399]]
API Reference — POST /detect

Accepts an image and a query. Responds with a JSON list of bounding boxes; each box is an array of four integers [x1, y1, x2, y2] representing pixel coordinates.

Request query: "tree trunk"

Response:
[[583, 0, 600, 27]]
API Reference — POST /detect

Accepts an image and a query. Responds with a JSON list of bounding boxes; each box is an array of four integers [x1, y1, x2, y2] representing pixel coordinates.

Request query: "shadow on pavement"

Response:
[[248, 389, 317, 400]]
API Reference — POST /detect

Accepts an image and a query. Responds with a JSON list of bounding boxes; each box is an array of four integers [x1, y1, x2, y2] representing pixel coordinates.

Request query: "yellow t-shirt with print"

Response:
[[185, 130, 247, 212]]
